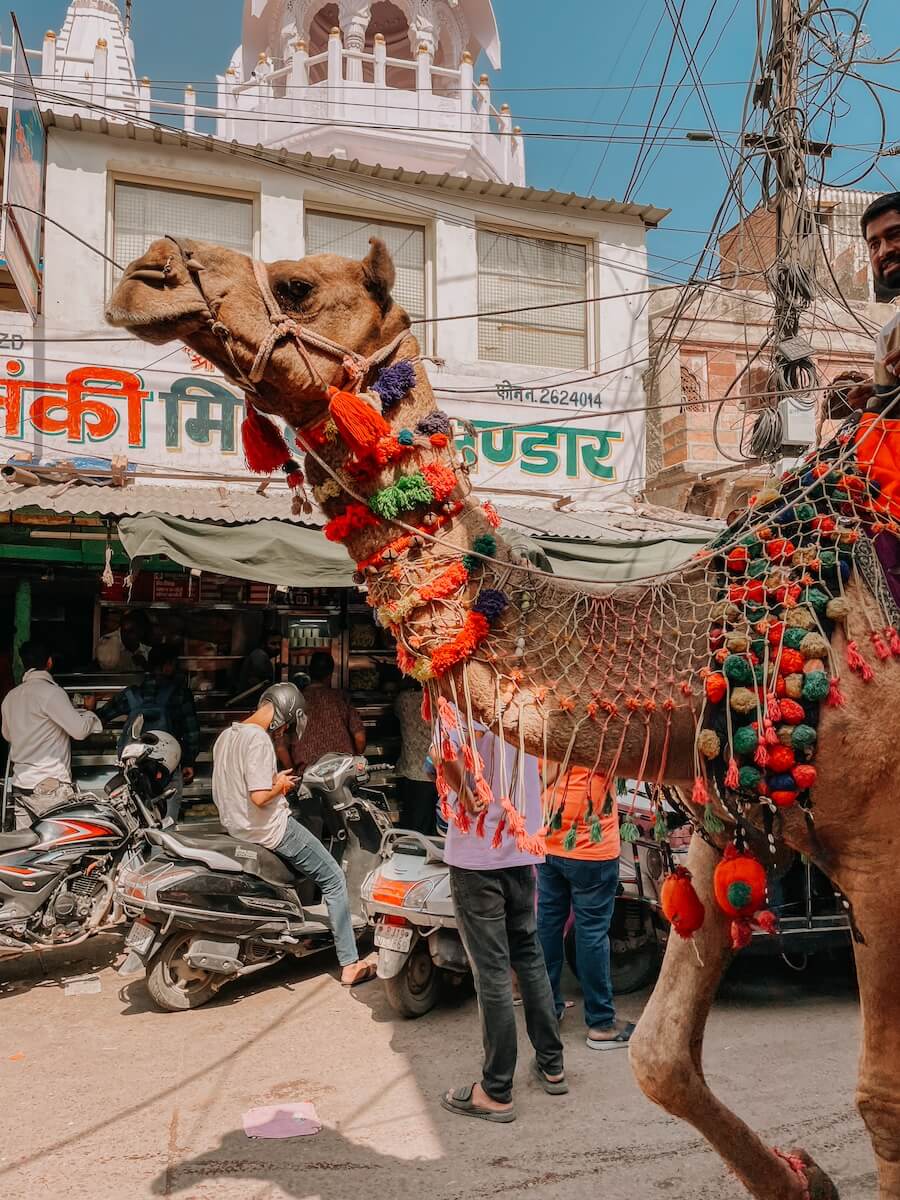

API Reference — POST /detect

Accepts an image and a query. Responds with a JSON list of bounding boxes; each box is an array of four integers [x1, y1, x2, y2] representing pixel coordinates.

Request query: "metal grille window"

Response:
[[113, 182, 254, 273], [477, 229, 588, 369], [305, 211, 426, 324]]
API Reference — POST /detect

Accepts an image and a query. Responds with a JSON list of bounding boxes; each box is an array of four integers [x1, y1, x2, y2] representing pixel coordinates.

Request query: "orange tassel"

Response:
[[691, 775, 709, 806], [437, 697, 458, 730], [724, 756, 739, 790], [491, 816, 506, 849], [475, 808, 487, 838], [327, 388, 391, 456], [827, 676, 845, 707]]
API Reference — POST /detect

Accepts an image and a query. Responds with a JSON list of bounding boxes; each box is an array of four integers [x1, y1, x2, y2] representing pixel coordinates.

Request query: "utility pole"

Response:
[[772, 0, 802, 277]]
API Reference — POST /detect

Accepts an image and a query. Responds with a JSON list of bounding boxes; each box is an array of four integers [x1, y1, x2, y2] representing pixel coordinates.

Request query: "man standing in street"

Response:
[[439, 721, 565, 1123], [1, 639, 101, 826], [536, 767, 634, 1051], [212, 681, 375, 988], [98, 645, 200, 824]]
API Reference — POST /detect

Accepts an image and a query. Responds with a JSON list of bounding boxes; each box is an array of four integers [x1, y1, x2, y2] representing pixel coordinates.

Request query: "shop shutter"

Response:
[[476, 229, 588, 370], [113, 182, 254, 273], [304, 211, 426, 324]]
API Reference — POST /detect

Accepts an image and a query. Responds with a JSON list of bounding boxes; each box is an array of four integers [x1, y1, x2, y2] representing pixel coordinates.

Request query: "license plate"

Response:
[[125, 918, 156, 955], [375, 924, 413, 953]]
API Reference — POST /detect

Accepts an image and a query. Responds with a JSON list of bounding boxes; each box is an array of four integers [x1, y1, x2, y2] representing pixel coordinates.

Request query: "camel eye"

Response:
[[279, 278, 314, 306]]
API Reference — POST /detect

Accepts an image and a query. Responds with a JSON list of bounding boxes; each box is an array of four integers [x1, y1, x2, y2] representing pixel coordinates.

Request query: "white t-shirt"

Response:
[[212, 723, 288, 850]]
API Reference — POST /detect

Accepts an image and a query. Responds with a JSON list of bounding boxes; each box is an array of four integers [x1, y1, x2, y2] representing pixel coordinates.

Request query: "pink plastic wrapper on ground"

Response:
[[242, 1102, 322, 1139]]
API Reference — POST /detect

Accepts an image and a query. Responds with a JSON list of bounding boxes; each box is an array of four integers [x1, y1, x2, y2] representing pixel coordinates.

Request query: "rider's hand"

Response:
[[459, 784, 486, 815], [883, 349, 900, 379], [274, 770, 297, 796], [845, 378, 875, 410], [82, 693, 97, 712], [182, 767, 194, 784]]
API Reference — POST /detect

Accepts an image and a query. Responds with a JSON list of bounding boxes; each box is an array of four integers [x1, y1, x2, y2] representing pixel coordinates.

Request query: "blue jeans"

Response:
[[273, 817, 358, 968], [537, 855, 619, 1030]]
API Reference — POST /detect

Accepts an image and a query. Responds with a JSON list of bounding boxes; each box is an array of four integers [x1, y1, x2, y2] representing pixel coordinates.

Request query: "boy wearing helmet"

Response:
[[211, 682, 375, 987]]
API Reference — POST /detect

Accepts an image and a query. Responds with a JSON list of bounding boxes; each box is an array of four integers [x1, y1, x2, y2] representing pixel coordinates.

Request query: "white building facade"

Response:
[[1, 0, 666, 512]]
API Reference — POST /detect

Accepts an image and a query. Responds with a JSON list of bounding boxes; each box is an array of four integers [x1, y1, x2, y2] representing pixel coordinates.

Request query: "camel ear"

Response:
[[362, 237, 395, 311]]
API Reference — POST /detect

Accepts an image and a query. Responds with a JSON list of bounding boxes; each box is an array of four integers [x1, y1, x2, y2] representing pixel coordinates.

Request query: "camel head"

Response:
[[106, 235, 412, 427]]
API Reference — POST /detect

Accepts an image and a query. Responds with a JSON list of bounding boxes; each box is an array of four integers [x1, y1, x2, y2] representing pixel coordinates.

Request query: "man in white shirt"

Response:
[[96, 612, 152, 673], [212, 682, 375, 988], [1, 640, 101, 821]]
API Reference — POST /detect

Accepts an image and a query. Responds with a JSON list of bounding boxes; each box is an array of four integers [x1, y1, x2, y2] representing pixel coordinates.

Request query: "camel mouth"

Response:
[[105, 239, 210, 341]]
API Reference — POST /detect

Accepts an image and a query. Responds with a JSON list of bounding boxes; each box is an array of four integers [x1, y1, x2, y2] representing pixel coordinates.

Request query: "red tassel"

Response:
[[889, 627, 900, 657], [724, 756, 739, 790], [475, 778, 494, 809], [691, 775, 709, 806], [755, 909, 777, 936], [242, 403, 291, 474], [475, 808, 487, 839], [453, 803, 470, 833], [847, 640, 875, 682], [421, 691, 432, 723], [437, 697, 458, 730], [766, 698, 782, 722], [764, 719, 779, 747], [286, 469, 305, 489], [462, 744, 475, 772], [827, 676, 845, 707], [441, 738, 456, 762], [871, 630, 891, 661], [491, 816, 506, 849], [327, 387, 391, 456], [755, 743, 769, 767]]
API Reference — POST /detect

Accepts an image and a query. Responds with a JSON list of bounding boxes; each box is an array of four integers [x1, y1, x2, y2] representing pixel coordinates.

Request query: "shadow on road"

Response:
[[0, 931, 123, 1001]]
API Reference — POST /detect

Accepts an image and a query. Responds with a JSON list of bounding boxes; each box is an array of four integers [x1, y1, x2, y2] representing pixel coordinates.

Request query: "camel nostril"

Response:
[[126, 267, 170, 283]]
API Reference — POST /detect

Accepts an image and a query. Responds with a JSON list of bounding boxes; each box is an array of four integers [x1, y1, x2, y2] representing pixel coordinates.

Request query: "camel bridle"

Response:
[[162, 234, 408, 405]]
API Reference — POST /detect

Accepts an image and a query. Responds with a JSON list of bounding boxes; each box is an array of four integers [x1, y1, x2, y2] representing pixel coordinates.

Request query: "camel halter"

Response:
[[163, 234, 408, 400]]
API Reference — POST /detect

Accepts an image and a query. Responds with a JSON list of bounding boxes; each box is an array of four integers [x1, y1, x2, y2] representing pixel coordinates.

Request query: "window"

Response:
[[477, 229, 588, 369], [305, 211, 426, 324], [113, 181, 254, 273]]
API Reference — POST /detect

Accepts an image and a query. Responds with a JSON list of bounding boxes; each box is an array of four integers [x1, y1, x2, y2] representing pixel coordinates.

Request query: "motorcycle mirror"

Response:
[[131, 713, 145, 739]]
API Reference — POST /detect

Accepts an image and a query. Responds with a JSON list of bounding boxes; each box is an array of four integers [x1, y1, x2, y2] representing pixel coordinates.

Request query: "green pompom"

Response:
[[747, 558, 768, 579], [726, 880, 753, 910], [792, 723, 818, 750], [704, 806, 726, 834], [784, 628, 806, 650], [463, 537, 496, 571], [563, 821, 578, 852], [620, 820, 640, 844], [750, 638, 766, 659], [745, 605, 769, 625], [801, 588, 830, 614], [802, 670, 829, 702], [818, 550, 837, 570], [742, 537, 764, 559], [830, 489, 849, 505], [753, 663, 765, 685], [723, 654, 753, 685], [733, 725, 759, 756], [795, 503, 816, 522], [738, 765, 762, 790]]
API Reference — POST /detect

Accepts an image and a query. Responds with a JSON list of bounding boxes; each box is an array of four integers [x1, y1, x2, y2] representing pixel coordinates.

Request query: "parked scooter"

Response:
[[0, 720, 176, 961], [116, 753, 391, 1011]]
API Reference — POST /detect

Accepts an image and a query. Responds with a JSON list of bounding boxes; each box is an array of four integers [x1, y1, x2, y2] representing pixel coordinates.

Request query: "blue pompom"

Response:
[[768, 772, 795, 791], [372, 360, 416, 411], [839, 559, 851, 582], [775, 506, 796, 526], [472, 589, 509, 623], [397, 428, 414, 446]]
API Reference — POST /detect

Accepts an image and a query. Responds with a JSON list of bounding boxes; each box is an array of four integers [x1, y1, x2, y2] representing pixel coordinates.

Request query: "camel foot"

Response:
[[782, 1148, 840, 1200]]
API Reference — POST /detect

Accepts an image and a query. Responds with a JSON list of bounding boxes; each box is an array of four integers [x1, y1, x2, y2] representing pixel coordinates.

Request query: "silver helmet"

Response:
[[259, 682, 307, 737]]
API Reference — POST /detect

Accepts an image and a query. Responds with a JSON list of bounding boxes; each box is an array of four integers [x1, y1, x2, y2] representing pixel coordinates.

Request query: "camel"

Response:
[[107, 236, 900, 1200]]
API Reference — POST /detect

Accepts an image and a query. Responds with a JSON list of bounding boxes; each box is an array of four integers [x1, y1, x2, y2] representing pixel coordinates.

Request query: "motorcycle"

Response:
[[116, 752, 391, 1011], [0, 722, 174, 962]]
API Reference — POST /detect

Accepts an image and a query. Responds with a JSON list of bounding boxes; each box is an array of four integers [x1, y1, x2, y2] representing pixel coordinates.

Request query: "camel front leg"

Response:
[[630, 836, 839, 1200], [847, 886, 900, 1199]]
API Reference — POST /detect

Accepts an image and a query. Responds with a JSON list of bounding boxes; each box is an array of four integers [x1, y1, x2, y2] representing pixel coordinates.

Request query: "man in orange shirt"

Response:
[[536, 766, 635, 1051]]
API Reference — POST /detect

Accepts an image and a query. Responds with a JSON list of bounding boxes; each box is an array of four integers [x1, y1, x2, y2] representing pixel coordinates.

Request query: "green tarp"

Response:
[[118, 514, 710, 587]]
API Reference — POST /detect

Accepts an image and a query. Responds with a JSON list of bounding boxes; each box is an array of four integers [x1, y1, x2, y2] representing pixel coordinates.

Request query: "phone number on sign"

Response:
[[495, 381, 603, 409]]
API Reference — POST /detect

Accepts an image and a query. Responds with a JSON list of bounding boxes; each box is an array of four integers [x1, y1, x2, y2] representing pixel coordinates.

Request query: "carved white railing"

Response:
[[1, 28, 525, 186]]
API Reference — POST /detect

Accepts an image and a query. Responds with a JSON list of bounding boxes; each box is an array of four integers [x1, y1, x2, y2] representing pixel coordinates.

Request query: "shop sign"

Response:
[[0, 350, 644, 505]]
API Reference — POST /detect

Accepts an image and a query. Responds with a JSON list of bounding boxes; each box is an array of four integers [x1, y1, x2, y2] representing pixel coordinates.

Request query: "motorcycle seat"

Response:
[[0, 829, 40, 851], [151, 830, 295, 887]]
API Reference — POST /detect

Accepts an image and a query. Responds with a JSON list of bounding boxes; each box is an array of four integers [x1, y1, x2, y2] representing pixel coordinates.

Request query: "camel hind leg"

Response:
[[629, 836, 839, 1199]]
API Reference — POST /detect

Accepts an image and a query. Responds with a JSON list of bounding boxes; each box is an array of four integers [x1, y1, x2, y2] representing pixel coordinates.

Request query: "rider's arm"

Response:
[[250, 770, 295, 807]]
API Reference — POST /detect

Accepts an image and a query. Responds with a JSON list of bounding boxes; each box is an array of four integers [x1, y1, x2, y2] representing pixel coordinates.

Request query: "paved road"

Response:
[[0, 938, 873, 1199]]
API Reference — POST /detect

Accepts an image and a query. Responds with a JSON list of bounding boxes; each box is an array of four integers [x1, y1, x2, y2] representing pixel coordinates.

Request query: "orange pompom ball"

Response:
[[792, 764, 817, 791], [705, 672, 727, 704], [767, 744, 795, 773], [727, 547, 749, 573], [774, 675, 786, 697], [713, 846, 767, 917], [770, 789, 799, 808], [767, 621, 785, 645], [778, 698, 805, 725], [779, 649, 805, 675], [660, 867, 706, 939], [765, 538, 796, 562]]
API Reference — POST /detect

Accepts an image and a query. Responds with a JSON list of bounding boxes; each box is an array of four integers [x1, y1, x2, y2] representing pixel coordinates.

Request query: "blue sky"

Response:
[[18, 1, 900, 278]]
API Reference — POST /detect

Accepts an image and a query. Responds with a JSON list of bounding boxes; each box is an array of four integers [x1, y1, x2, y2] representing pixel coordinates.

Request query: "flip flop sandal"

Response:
[[586, 1021, 636, 1051], [440, 1084, 516, 1123], [531, 1059, 569, 1095], [342, 962, 377, 988]]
